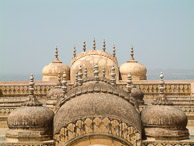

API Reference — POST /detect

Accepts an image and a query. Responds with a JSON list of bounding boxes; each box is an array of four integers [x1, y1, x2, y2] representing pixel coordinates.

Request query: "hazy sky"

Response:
[[0, 0, 194, 79]]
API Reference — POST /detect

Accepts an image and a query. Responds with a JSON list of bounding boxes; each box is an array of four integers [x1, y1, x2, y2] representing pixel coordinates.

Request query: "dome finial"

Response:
[[102, 40, 106, 51], [62, 72, 67, 95], [93, 38, 96, 50], [111, 66, 116, 85], [84, 68, 88, 78], [126, 74, 132, 93], [83, 41, 86, 52], [73, 45, 76, 57], [57, 72, 62, 86], [152, 72, 172, 105], [130, 45, 135, 61], [55, 46, 59, 59], [94, 63, 99, 82], [78, 66, 83, 86], [102, 67, 106, 78], [23, 74, 42, 106], [113, 45, 116, 57]]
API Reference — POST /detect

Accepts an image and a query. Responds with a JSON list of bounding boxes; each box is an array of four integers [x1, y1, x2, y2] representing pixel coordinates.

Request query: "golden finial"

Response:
[[93, 38, 96, 50], [113, 45, 116, 57], [73, 45, 76, 57], [130, 45, 134, 61], [55, 46, 59, 59], [102, 40, 106, 51], [83, 41, 86, 52]]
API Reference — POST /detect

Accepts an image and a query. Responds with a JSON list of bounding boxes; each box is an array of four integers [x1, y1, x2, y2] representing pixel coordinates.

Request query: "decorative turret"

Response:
[[111, 66, 116, 85], [94, 63, 99, 82], [7, 74, 54, 142], [62, 72, 67, 95], [42, 46, 70, 81], [78, 66, 83, 86], [120, 45, 147, 80], [141, 72, 189, 140]]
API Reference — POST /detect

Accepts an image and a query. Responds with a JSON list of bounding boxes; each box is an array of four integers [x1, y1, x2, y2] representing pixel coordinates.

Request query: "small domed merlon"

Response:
[[102, 67, 106, 78], [62, 72, 67, 94], [55, 46, 59, 59], [73, 45, 76, 57], [130, 45, 134, 61], [102, 40, 106, 51], [83, 41, 86, 52], [93, 38, 96, 50], [111, 66, 116, 85], [94, 63, 99, 82], [84, 68, 87, 78], [126, 74, 132, 93], [113, 45, 116, 57], [78, 66, 83, 86]]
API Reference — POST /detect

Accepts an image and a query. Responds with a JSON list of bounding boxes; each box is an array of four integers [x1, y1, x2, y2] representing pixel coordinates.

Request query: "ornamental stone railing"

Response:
[[0, 81, 192, 99]]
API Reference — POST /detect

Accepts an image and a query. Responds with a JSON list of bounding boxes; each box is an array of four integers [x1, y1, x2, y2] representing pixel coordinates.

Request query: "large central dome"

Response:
[[70, 40, 119, 83]]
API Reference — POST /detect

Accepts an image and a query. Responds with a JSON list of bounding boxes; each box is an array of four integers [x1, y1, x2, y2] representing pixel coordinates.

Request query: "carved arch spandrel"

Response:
[[54, 117, 141, 146]]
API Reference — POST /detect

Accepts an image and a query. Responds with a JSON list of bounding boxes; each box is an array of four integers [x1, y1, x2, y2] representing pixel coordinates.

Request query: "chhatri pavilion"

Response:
[[0, 39, 194, 146]]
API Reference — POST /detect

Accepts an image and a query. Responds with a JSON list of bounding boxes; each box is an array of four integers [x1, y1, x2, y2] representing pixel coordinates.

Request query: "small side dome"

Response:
[[6, 74, 54, 142], [120, 46, 147, 80], [141, 72, 189, 140], [42, 46, 70, 81]]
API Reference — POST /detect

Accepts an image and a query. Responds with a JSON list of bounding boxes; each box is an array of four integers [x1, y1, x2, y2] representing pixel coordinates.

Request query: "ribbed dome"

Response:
[[6, 74, 54, 142], [54, 78, 141, 135], [70, 40, 119, 83], [42, 47, 70, 81], [120, 46, 147, 80]]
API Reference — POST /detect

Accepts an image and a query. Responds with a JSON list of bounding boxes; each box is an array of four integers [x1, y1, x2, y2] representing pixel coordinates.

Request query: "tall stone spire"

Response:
[[78, 66, 83, 86], [102, 40, 106, 51], [55, 46, 59, 59], [23, 74, 42, 106], [130, 45, 135, 61], [93, 38, 96, 50], [111, 66, 116, 85], [152, 72, 172, 105], [83, 41, 86, 52], [94, 63, 99, 82], [113, 45, 116, 57], [62, 72, 67, 95], [73, 45, 76, 57], [126, 74, 132, 94]]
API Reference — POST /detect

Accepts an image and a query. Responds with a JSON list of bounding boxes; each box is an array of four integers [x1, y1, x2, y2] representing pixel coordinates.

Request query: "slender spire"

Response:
[[102, 67, 106, 78], [84, 68, 88, 78], [78, 66, 83, 86], [73, 45, 76, 57], [62, 72, 67, 95], [111, 66, 116, 85], [130, 45, 135, 61], [102, 40, 106, 51], [83, 41, 86, 52], [55, 46, 59, 59], [57, 72, 62, 86], [113, 45, 116, 57], [152, 72, 172, 105], [94, 63, 99, 82], [23, 74, 42, 106], [75, 72, 78, 86], [93, 38, 96, 50], [126, 74, 132, 94]]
